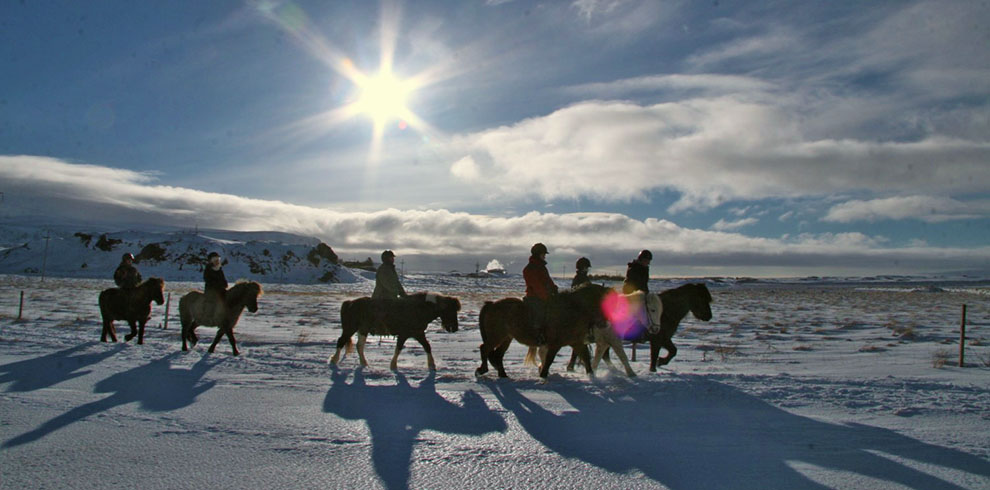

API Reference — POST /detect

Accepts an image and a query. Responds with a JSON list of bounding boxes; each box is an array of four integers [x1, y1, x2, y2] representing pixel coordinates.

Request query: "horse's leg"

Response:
[[102, 318, 116, 343], [492, 340, 511, 378], [411, 333, 436, 371], [208, 326, 225, 353], [566, 349, 579, 372], [658, 335, 677, 366], [137, 319, 147, 345], [649, 340, 661, 372], [356, 334, 369, 367], [181, 324, 189, 351], [226, 325, 239, 356], [610, 338, 636, 377], [538, 345, 562, 379], [124, 320, 138, 342], [476, 342, 490, 376], [576, 343, 594, 377], [390, 335, 408, 371], [329, 334, 351, 365]]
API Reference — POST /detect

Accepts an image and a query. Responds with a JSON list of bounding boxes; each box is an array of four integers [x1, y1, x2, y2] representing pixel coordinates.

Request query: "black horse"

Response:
[[476, 284, 610, 379], [329, 292, 461, 371], [98, 278, 166, 344], [568, 283, 713, 373]]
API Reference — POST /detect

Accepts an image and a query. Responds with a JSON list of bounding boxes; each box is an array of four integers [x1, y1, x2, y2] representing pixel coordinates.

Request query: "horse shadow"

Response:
[[3, 352, 218, 448], [489, 376, 990, 489], [323, 367, 507, 490], [0, 343, 124, 393]]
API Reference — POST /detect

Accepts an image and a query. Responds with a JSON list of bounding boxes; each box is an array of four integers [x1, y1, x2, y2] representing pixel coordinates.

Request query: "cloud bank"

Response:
[[3, 155, 987, 275]]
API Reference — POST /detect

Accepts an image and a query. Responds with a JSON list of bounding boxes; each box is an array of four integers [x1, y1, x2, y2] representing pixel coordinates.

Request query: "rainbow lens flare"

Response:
[[601, 290, 648, 340]]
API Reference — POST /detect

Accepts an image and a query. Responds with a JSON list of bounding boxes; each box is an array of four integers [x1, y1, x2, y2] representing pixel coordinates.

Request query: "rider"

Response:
[[204, 251, 228, 315], [571, 257, 592, 288], [523, 243, 558, 345], [114, 252, 142, 290], [372, 250, 407, 300], [622, 249, 652, 294]]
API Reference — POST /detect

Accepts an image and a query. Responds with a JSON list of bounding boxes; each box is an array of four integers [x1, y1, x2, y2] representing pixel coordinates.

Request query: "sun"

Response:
[[353, 69, 414, 127]]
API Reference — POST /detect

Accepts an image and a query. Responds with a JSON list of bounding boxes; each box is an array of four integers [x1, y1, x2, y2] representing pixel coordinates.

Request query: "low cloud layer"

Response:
[[3, 155, 987, 275], [450, 98, 990, 212]]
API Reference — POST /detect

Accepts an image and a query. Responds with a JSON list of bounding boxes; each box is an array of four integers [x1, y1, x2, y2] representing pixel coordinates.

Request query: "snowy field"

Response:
[[1, 273, 989, 489]]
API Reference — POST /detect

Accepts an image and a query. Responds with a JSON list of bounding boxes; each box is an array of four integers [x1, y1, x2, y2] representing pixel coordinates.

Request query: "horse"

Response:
[[328, 292, 461, 371], [98, 278, 165, 344], [476, 284, 610, 380], [179, 281, 263, 356], [567, 283, 713, 373]]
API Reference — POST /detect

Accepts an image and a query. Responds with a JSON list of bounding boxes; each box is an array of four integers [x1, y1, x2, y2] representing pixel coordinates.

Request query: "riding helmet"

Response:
[[121, 252, 134, 262], [530, 243, 549, 256], [208, 251, 220, 259], [575, 257, 591, 270], [638, 249, 653, 261], [381, 250, 395, 261]]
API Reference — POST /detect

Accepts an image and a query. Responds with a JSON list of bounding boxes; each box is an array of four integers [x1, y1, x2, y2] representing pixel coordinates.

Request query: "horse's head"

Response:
[[436, 295, 461, 333], [147, 277, 165, 305], [231, 281, 263, 313], [688, 283, 713, 321]]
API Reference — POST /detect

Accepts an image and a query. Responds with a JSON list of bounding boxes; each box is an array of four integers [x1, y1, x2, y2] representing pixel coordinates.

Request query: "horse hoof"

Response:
[[475, 367, 488, 376]]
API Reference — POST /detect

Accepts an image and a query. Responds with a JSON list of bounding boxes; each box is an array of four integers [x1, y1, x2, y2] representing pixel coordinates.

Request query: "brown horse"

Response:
[[329, 292, 461, 371], [567, 283, 714, 373], [476, 284, 610, 380], [98, 278, 165, 344], [179, 281, 263, 356]]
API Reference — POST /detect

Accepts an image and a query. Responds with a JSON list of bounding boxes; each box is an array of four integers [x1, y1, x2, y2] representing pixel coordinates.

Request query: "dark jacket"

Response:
[[571, 269, 591, 289], [523, 256, 558, 300], [372, 262, 406, 300], [204, 265, 228, 296], [114, 262, 142, 289], [622, 260, 649, 294]]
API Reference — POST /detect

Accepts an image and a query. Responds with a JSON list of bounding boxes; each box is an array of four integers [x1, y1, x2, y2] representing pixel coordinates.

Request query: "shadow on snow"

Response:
[[0, 342, 124, 393], [488, 375, 990, 490], [3, 352, 219, 448], [323, 367, 507, 490]]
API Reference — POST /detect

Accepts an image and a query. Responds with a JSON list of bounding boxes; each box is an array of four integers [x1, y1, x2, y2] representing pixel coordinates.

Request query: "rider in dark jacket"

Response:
[[622, 250, 652, 294], [204, 252, 228, 312], [372, 250, 407, 300], [571, 257, 591, 288], [114, 253, 142, 289]]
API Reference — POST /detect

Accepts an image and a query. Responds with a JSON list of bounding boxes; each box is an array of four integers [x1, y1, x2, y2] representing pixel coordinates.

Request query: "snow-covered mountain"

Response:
[[0, 223, 364, 284]]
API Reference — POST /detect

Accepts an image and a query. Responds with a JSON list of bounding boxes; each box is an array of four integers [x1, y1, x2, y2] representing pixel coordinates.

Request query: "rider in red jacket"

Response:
[[523, 243, 558, 344]]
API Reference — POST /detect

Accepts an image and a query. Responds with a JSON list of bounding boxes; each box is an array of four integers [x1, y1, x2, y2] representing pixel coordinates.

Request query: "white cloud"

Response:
[[712, 217, 757, 231], [450, 99, 990, 211], [449, 156, 481, 181], [3, 155, 988, 274], [823, 196, 990, 223]]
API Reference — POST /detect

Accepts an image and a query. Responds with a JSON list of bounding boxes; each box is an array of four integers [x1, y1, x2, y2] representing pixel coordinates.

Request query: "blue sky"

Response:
[[2, 0, 989, 276]]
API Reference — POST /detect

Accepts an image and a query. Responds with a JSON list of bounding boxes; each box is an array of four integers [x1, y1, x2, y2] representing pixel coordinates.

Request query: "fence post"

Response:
[[631, 342, 636, 361], [17, 291, 24, 321], [162, 293, 171, 329], [959, 304, 967, 367]]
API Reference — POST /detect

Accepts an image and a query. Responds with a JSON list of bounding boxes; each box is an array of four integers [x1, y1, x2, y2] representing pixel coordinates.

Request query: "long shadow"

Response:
[[3, 352, 218, 448], [323, 367, 507, 490], [0, 343, 125, 392], [489, 375, 990, 489]]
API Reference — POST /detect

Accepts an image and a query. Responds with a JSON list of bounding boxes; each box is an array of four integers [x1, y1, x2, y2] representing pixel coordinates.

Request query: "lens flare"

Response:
[[602, 290, 647, 340]]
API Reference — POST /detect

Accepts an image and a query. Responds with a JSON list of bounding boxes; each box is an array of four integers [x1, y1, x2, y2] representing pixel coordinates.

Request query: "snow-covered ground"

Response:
[[1, 273, 988, 489]]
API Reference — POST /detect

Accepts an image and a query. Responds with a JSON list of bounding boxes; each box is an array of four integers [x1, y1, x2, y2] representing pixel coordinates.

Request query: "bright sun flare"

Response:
[[354, 69, 414, 127]]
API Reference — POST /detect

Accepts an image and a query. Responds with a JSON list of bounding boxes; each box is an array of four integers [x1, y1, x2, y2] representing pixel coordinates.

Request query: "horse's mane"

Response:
[[659, 283, 711, 302], [407, 292, 461, 311], [140, 277, 164, 289], [228, 281, 263, 301]]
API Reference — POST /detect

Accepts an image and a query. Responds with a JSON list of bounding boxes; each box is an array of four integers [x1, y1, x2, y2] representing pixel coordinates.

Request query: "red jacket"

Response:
[[523, 256, 558, 300]]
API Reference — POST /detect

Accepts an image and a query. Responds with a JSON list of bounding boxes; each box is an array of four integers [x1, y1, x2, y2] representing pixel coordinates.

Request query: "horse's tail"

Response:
[[523, 346, 540, 367], [478, 301, 494, 345]]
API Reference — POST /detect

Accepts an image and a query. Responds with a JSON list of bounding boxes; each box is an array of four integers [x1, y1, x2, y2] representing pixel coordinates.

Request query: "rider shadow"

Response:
[[490, 376, 990, 489], [3, 352, 218, 448], [323, 367, 507, 490], [0, 343, 125, 393]]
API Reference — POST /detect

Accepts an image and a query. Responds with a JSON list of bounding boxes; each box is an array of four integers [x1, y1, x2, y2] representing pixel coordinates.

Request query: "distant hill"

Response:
[[0, 223, 364, 284]]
